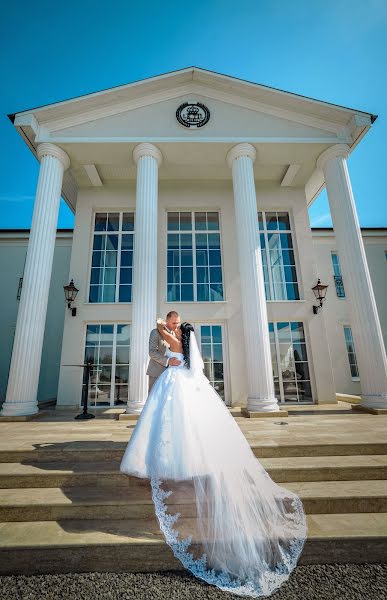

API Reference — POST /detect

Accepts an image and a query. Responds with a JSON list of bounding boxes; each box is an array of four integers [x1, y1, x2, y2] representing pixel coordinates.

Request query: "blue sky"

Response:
[[1, 0, 386, 229]]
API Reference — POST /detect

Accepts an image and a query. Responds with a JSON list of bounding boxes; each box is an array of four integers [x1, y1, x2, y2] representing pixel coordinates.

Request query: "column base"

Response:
[[241, 407, 288, 418], [351, 404, 387, 415], [0, 411, 48, 422], [123, 402, 145, 417], [246, 397, 281, 413], [358, 393, 387, 411], [0, 401, 39, 418]]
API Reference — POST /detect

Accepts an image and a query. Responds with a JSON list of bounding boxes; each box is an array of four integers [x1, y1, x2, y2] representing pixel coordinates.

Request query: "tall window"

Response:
[[331, 252, 345, 297], [167, 211, 224, 302], [196, 324, 226, 403], [83, 323, 131, 407], [269, 321, 312, 403], [343, 326, 359, 379], [258, 211, 299, 300], [89, 212, 135, 303]]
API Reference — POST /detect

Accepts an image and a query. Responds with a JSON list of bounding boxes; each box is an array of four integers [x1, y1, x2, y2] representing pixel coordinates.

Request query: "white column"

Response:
[[126, 143, 162, 414], [227, 143, 283, 414], [1, 143, 70, 417], [317, 144, 387, 410]]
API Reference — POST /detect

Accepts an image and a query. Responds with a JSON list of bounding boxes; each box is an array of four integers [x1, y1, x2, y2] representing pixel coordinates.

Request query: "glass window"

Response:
[[167, 211, 224, 302], [343, 326, 359, 378], [258, 211, 300, 300], [89, 212, 135, 303], [331, 252, 345, 298]]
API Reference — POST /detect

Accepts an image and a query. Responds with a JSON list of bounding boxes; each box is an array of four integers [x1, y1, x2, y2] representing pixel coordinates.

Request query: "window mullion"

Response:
[[111, 324, 117, 407], [102, 230, 107, 301], [210, 325, 215, 382], [263, 212, 275, 301], [116, 213, 122, 303], [192, 211, 197, 301], [278, 220, 287, 300], [274, 322, 284, 404]]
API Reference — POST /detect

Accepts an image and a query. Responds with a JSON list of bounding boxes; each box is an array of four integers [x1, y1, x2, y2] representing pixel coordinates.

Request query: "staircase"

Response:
[[0, 430, 386, 576]]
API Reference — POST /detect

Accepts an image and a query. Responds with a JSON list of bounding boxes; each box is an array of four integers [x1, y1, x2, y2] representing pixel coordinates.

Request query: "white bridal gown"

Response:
[[119, 331, 308, 598]]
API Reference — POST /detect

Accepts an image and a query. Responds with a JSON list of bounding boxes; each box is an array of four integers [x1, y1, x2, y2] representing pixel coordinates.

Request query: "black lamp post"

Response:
[[62, 358, 95, 420], [63, 279, 79, 316], [311, 278, 329, 314]]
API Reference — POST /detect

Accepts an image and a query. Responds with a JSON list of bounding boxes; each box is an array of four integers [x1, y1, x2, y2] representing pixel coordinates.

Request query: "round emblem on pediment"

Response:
[[176, 102, 210, 128]]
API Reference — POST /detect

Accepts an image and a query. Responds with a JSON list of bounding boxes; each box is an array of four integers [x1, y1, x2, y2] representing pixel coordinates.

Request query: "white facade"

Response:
[[1, 226, 386, 412], [2, 67, 386, 417]]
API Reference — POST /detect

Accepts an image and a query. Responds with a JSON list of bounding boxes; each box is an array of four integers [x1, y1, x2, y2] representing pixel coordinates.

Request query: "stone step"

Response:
[[1, 441, 387, 463], [0, 461, 147, 489], [1, 455, 387, 488], [261, 455, 387, 482], [0, 513, 386, 575], [286, 480, 387, 514], [0, 486, 159, 522], [1, 480, 387, 522]]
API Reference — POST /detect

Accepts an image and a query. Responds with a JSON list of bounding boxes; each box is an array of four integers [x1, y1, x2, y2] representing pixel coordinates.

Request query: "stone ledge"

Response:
[[0, 411, 50, 422], [240, 407, 288, 418], [118, 413, 140, 421], [337, 393, 361, 404], [351, 404, 387, 415]]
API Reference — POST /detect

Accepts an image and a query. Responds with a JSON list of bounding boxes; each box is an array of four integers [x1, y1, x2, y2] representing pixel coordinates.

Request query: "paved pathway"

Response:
[[1, 564, 386, 599]]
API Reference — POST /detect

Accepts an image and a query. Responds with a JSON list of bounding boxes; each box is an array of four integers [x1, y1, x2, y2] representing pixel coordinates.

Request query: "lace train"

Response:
[[150, 474, 307, 598]]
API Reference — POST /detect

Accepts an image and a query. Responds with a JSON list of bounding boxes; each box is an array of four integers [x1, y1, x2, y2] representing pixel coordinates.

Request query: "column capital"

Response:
[[226, 143, 257, 169], [316, 144, 350, 172], [37, 143, 70, 171], [133, 142, 163, 167]]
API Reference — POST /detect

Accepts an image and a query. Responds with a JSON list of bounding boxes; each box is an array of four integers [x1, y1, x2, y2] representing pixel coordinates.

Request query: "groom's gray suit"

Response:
[[146, 327, 176, 393]]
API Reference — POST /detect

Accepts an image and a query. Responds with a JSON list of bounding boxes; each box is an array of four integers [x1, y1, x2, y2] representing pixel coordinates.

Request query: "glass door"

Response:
[[269, 321, 313, 404], [82, 323, 131, 408], [194, 323, 229, 405]]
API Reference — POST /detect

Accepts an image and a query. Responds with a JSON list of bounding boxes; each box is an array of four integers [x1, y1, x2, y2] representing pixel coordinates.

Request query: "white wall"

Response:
[[0, 232, 72, 407], [312, 230, 387, 395]]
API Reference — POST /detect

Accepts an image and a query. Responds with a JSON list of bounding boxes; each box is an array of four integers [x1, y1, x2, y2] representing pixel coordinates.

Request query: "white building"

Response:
[[1, 67, 386, 418]]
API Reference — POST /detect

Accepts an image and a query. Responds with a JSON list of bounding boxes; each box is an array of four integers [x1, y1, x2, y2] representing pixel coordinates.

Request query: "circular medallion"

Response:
[[176, 102, 210, 128]]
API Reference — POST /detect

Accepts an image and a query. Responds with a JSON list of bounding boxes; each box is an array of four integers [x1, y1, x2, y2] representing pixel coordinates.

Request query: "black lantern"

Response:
[[311, 278, 328, 314], [63, 278, 79, 316]]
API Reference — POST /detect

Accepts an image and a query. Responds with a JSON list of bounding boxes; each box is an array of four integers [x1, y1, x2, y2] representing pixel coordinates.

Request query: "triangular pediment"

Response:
[[11, 67, 375, 144], [45, 90, 339, 141]]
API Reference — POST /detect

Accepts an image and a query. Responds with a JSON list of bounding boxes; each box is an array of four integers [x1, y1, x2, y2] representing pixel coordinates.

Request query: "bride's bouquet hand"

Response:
[[156, 317, 166, 328]]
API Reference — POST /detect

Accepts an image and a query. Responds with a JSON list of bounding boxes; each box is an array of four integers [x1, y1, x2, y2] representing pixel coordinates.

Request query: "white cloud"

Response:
[[0, 193, 35, 204]]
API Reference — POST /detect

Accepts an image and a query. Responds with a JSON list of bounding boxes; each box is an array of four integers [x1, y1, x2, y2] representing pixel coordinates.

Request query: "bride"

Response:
[[119, 319, 308, 597]]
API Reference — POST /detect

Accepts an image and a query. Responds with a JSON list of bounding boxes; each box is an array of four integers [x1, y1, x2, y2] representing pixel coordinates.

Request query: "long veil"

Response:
[[149, 330, 308, 597], [186, 328, 205, 374]]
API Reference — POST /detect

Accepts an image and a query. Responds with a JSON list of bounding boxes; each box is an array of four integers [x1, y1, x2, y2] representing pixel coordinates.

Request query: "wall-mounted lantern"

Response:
[[311, 278, 328, 314], [63, 279, 79, 316]]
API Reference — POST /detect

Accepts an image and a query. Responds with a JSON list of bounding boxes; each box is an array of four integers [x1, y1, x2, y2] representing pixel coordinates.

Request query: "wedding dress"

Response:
[[119, 331, 308, 597]]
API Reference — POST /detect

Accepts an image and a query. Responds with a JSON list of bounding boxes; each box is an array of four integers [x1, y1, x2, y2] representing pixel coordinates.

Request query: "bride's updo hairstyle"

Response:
[[180, 322, 194, 369]]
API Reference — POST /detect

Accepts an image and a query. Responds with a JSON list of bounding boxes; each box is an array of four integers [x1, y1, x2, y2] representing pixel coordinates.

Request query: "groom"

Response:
[[146, 310, 182, 393]]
